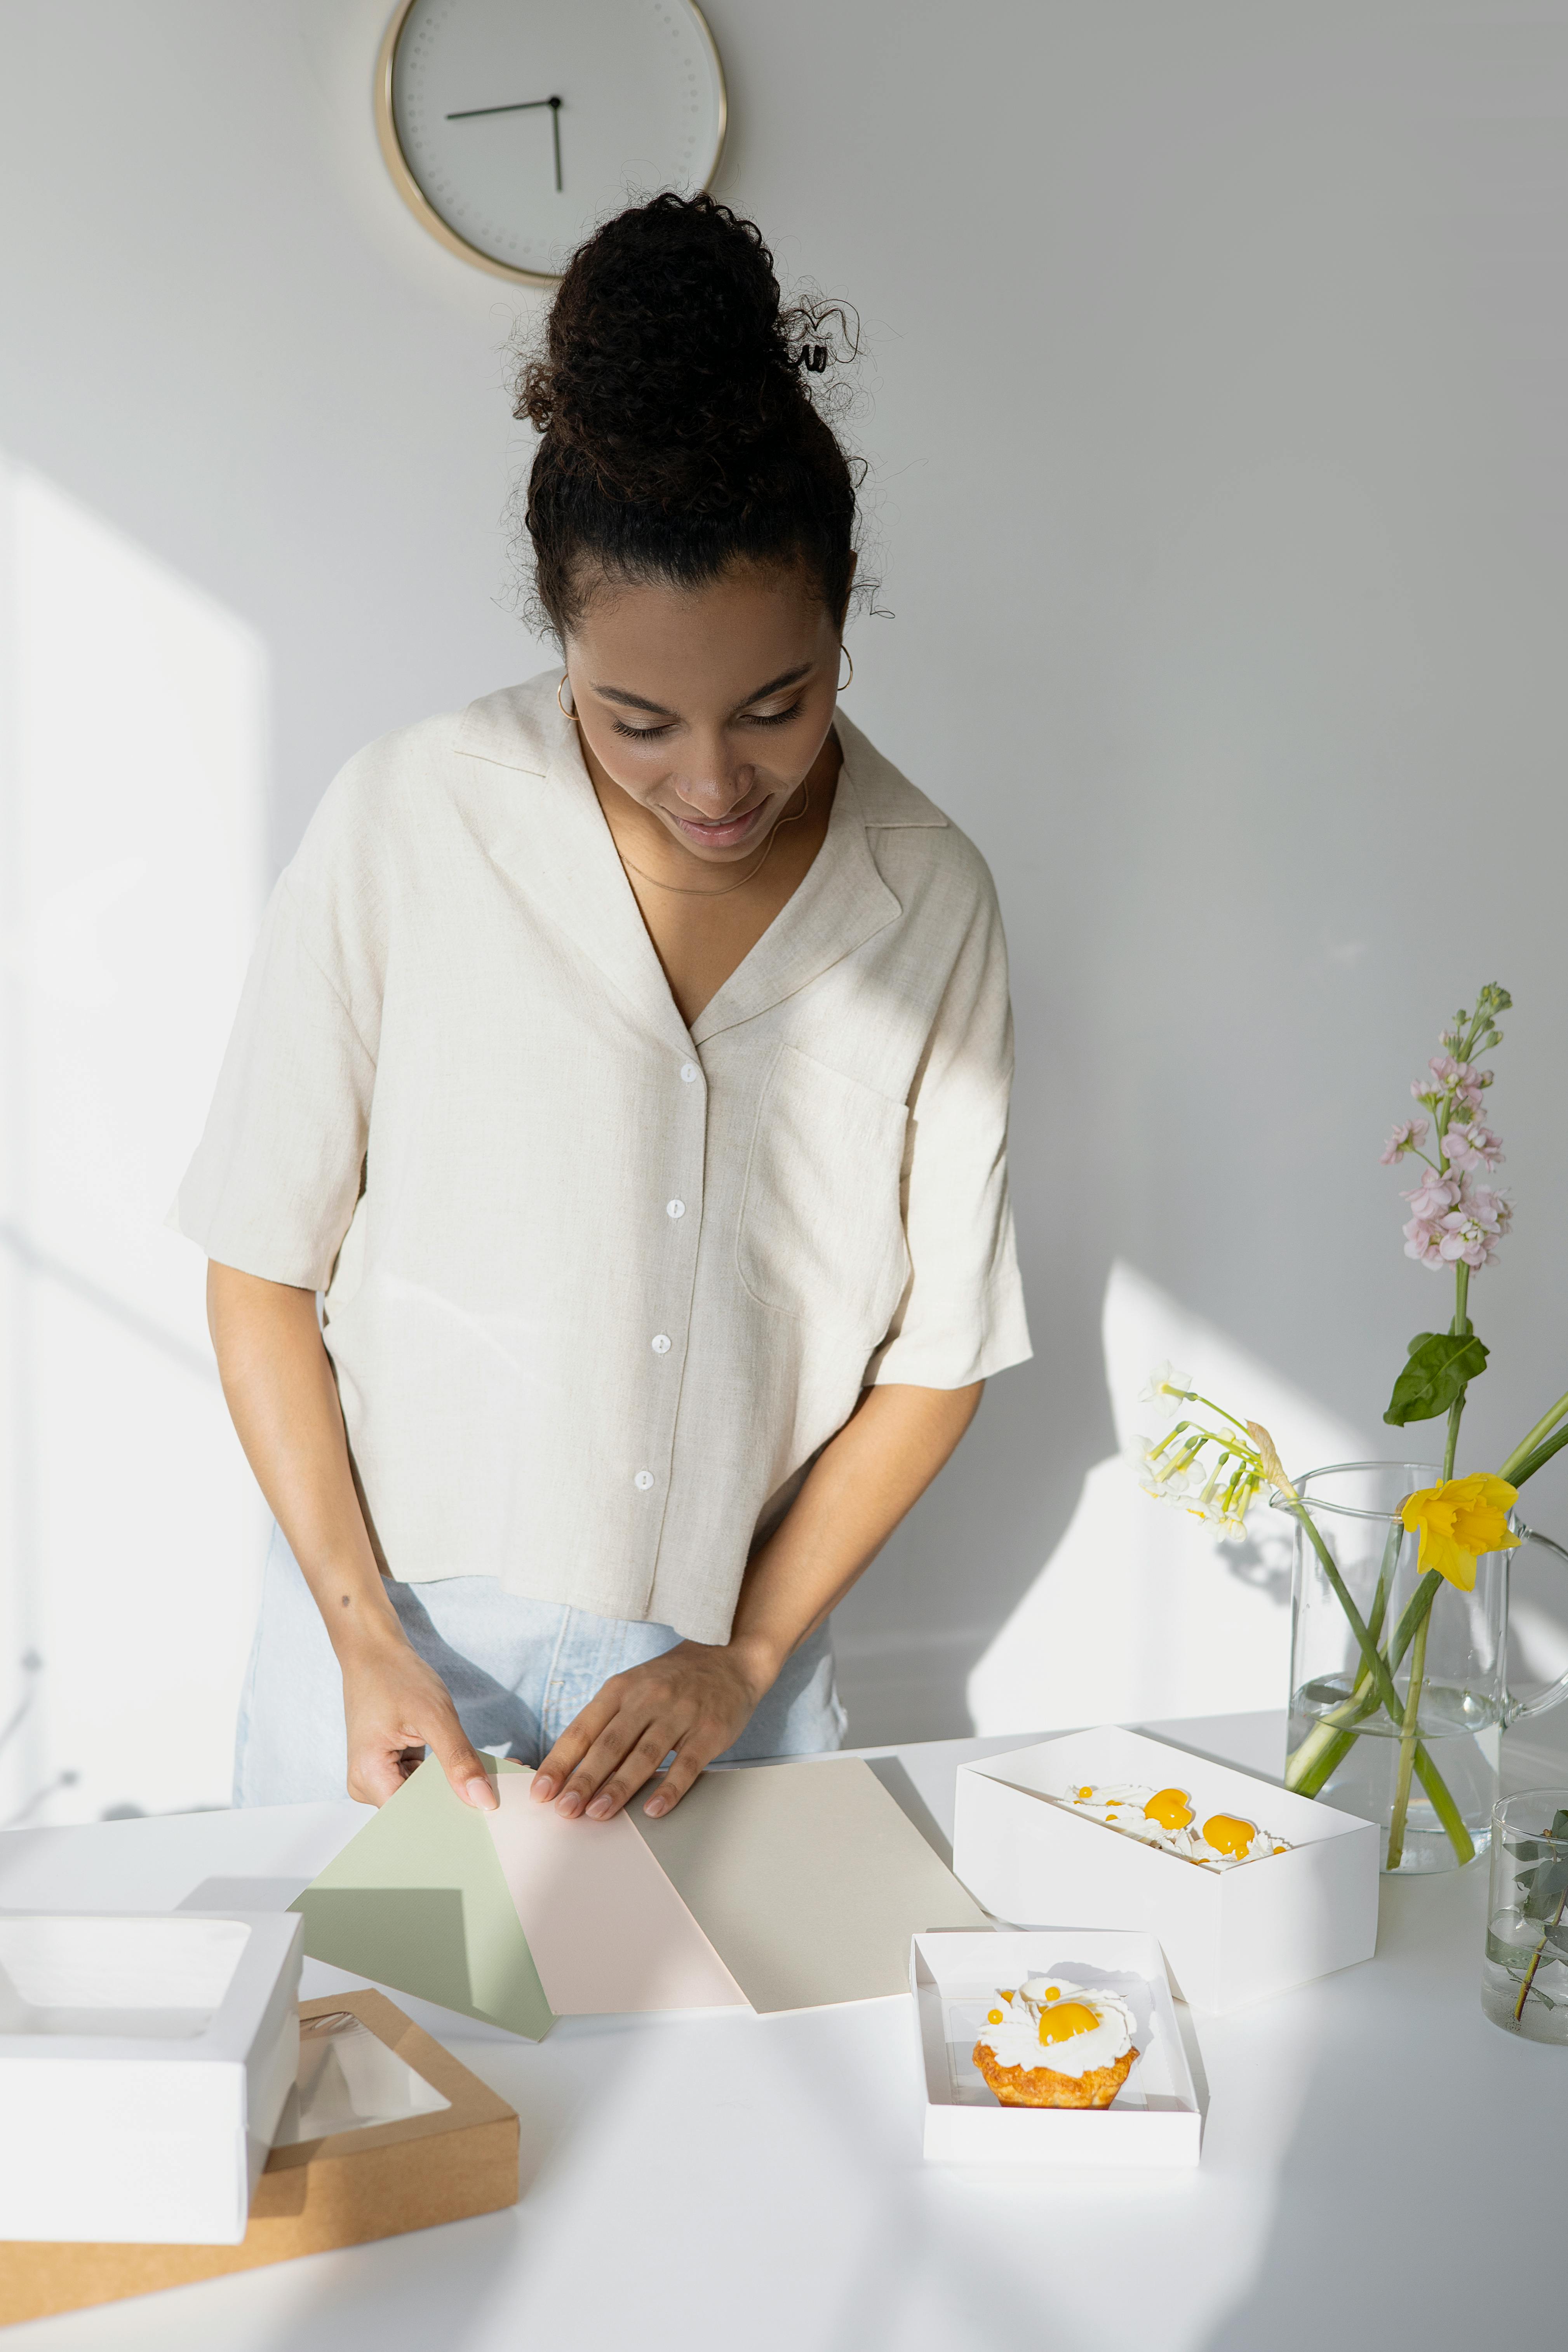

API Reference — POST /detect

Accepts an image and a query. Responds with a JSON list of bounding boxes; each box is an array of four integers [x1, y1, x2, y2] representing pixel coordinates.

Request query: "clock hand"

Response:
[[445, 94, 564, 193]]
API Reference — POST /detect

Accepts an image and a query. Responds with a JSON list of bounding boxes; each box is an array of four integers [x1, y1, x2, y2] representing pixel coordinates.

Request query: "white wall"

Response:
[[3, 0, 1567, 1814]]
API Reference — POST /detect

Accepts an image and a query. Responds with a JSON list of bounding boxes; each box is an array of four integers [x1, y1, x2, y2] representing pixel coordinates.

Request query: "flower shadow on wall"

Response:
[[966, 1260, 1377, 1736], [0, 454, 269, 1826]]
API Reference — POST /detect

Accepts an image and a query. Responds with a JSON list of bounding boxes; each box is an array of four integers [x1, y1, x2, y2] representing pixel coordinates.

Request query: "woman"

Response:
[[177, 194, 1030, 1825]]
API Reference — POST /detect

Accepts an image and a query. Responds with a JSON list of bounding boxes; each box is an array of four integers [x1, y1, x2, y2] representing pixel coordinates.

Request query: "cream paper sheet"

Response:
[[631, 1757, 991, 2013]]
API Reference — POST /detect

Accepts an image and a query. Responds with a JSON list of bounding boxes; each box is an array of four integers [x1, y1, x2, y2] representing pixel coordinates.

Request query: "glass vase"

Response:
[[1283, 1461, 1568, 1873]]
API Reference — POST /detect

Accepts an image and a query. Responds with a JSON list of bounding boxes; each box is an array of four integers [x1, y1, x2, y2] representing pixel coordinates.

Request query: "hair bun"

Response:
[[520, 193, 833, 509], [516, 193, 862, 638]]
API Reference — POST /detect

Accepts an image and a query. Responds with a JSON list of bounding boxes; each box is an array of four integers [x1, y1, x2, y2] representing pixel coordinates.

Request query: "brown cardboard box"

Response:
[[0, 1991, 519, 2328]]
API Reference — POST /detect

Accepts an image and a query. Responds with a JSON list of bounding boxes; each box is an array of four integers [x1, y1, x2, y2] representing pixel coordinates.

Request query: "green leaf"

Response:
[[1522, 1861, 1568, 1921], [1384, 1330, 1490, 1428]]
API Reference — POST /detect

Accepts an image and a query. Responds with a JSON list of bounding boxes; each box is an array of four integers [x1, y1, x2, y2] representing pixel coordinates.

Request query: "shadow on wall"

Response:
[[965, 1260, 1379, 1737], [0, 455, 269, 1829]]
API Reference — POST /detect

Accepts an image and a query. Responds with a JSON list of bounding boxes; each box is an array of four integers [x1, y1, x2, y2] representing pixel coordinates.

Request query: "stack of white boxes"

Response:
[[0, 1912, 303, 2243]]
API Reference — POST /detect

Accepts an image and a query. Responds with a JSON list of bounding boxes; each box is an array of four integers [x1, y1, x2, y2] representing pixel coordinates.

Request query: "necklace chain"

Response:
[[611, 778, 813, 900]]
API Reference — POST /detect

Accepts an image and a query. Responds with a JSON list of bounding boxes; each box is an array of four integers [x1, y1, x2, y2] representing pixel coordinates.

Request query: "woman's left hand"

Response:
[[529, 1637, 777, 1820]]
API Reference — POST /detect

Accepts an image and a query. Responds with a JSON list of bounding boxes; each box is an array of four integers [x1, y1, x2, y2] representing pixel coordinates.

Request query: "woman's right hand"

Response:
[[339, 1629, 498, 1811]]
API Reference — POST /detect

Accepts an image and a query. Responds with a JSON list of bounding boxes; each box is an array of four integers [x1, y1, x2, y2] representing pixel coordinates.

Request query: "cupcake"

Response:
[[971, 1972, 1140, 2109]]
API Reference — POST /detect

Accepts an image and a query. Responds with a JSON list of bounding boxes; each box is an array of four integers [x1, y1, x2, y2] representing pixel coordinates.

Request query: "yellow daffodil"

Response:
[[1399, 1473, 1520, 1590]]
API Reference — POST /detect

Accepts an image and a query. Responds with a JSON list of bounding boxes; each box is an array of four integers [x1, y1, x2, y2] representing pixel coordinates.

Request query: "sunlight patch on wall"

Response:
[[967, 1260, 1377, 1737], [0, 457, 269, 1825]]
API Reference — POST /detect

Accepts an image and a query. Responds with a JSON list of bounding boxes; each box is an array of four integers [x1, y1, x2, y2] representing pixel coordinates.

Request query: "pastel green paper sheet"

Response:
[[291, 1757, 555, 2041]]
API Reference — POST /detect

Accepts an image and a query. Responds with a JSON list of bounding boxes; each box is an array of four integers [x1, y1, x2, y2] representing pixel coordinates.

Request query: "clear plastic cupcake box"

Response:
[[0, 1912, 303, 2243], [910, 1928, 1201, 2165], [952, 1725, 1378, 2012]]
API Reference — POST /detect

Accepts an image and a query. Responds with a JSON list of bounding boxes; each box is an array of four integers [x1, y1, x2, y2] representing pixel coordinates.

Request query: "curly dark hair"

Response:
[[515, 192, 861, 640]]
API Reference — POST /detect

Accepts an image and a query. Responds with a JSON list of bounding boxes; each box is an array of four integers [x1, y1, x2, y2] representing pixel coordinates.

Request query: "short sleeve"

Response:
[[867, 880, 1032, 1389], [167, 868, 378, 1290]]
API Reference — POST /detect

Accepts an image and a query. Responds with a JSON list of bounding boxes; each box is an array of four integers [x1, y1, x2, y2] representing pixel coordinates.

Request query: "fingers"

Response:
[[530, 1679, 627, 1805], [574, 1719, 677, 1821], [348, 1743, 413, 1808], [530, 1650, 758, 1823], [642, 1739, 716, 1819], [428, 1720, 498, 1812], [342, 1653, 496, 1812]]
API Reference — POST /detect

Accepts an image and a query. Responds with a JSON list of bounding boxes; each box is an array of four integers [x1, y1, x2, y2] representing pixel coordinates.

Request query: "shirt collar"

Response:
[[454, 674, 920, 1052]]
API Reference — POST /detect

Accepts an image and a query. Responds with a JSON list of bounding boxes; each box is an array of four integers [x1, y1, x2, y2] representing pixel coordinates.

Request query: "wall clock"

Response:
[[374, 0, 727, 289]]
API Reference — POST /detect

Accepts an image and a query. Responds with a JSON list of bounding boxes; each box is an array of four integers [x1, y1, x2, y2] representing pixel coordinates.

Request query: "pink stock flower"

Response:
[[1438, 1211, 1500, 1269], [1403, 1215, 1448, 1269], [1440, 1121, 1503, 1173], [1417, 1058, 1492, 1115], [1431, 1177, 1511, 1270], [1470, 1184, 1512, 1234], [1380, 1117, 1430, 1165], [1392, 1013, 1512, 1275], [1402, 1170, 1459, 1222]]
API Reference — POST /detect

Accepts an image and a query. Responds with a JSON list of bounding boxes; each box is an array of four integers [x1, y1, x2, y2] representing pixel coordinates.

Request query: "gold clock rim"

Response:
[[373, 0, 729, 290]]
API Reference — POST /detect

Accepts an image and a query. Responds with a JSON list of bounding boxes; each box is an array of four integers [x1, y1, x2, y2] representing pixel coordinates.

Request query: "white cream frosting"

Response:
[[1056, 1781, 1291, 1870], [973, 1972, 1137, 2080]]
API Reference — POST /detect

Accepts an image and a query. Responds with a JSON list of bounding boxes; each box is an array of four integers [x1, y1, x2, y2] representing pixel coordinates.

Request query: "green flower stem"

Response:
[[1285, 1712, 1370, 1798], [1286, 1690, 1380, 1797], [1514, 1879, 1568, 2024], [1412, 1742, 1475, 1861], [1285, 1680, 1473, 1860], [1283, 1489, 1471, 1863], [1283, 1520, 1403, 1795], [1498, 1387, 1568, 1487], [1443, 1268, 1470, 1481], [1385, 1264, 1470, 1870], [1384, 1609, 1432, 1873], [1502, 1422, 1568, 1492], [1382, 1568, 1443, 1681], [1286, 1502, 1406, 1721]]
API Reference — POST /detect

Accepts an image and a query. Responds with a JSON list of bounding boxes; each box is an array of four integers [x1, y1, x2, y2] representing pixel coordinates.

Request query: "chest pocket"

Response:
[[737, 1045, 910, 1337]]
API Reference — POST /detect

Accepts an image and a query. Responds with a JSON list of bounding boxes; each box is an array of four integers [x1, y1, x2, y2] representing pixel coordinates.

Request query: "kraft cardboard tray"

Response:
[[0, 1992, 519, 2329]]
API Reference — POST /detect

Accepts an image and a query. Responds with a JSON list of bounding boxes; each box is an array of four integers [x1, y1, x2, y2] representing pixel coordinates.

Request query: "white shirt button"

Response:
[[680, 1062, 699, 1084], [665, 1199, 685, 1220], [651, 1333, 672, 1355], [633, 1469, 655, 1491]]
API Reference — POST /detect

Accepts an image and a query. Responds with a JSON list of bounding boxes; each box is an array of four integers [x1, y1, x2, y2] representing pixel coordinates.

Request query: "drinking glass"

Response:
[[1482, 1787, 1568, 2043]]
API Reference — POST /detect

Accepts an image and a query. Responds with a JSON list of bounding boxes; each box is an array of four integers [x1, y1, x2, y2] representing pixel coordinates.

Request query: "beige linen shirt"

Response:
[[174, 671, 1031, 1643]]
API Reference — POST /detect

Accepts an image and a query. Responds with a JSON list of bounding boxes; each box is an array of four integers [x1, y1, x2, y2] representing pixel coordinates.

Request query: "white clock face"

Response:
[[384, 0, 727, 284]]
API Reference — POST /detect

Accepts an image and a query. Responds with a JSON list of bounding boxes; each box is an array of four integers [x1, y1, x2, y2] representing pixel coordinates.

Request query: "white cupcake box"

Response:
[[911, 1928, 1202, 2166], [952, 1725, 1378, 2013], [0, 1912, 303, 2243]]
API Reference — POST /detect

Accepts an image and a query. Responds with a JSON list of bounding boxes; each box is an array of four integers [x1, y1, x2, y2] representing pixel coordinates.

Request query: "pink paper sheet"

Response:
[[485, 1776, 749, 2014]]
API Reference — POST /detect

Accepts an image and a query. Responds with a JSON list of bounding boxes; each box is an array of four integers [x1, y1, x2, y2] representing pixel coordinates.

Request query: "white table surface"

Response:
[[2, 1711, 1564, 2352]]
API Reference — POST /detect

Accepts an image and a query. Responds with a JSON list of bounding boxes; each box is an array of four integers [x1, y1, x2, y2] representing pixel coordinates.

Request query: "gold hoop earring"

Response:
[[557, 672, 577, 720], [837, 646, 854, 694]]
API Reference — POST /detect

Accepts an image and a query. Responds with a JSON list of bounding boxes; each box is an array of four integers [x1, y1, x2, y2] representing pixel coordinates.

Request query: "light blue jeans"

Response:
[[233, 1524, 846, 1807]]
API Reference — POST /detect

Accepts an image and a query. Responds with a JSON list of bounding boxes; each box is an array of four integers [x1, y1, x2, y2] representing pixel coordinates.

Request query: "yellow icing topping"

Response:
[[1144, 1788, 1194, 1830], [1037, 1999, 1100, 2047], [986, 2008, 1004, 2025], [1204, 1813, 1256, 1857]]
